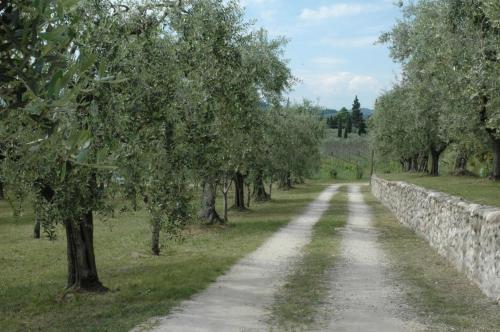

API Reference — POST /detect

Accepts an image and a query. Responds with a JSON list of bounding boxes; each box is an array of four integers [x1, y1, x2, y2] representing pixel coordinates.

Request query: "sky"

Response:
[[239, 0, 403, 110]]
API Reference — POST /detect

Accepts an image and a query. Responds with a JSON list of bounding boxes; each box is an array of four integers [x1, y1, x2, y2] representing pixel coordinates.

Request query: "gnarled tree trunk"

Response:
[[151, 217, 161, 256], [429, 148, 441, 177], [402, 158, 412, 172], [253, 170, 269, 202], [199, 179, 222, 224], [411, 155, 419, 172], [131, 191, 138, 211], [268, 175, 273, 200], [64, 210, 107, 292], [491, 137, 500, 181], [34, 213, 41, 239], [480, 95, 499, 180], [454, 150, 469, 176], [221, 176, 232, 222], [279, 171, 292, 190], [233, 172, 246, 210], [33, 184, 55, 239], [246, 182, 251, 208], [222, 190, 229, 222], [418, 154, 429, 173]]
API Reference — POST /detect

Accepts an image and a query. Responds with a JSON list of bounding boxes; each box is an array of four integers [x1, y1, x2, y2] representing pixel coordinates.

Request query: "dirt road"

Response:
[[323, 185, 424, 331], [135, 185, 339, 332]]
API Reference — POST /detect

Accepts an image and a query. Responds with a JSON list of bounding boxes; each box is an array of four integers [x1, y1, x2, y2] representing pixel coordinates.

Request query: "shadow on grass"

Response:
[[0, 181, 332, 332]]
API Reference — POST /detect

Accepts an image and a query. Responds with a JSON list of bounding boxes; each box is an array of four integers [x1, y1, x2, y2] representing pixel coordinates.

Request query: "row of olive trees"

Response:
[[0, 0, 324, 292], [370, 0, 499, 178]]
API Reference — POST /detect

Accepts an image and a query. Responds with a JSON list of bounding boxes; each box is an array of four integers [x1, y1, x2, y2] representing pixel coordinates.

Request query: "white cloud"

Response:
[[240, 0, 274, 6], [321, 35, 379, 48], [287, 71, 382, 108], [347, 75, 381, 92], [299, 71, 382, 95], [300, 3, 382, 20], [311, 57, 347, 66]]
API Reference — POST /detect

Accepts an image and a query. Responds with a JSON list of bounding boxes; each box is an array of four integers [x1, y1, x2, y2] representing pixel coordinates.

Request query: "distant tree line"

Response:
[[326, 96, 367, 138], [370, 0, 499, 179]]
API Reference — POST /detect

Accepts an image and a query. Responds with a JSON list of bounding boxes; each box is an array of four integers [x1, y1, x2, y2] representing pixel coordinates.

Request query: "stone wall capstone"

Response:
[[371, 175, 500, 302]]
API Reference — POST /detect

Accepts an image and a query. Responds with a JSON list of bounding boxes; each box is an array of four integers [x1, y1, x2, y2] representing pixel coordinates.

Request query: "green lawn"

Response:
[[269, 187, 348, 331], [0, 181, 329, 332], [365, 187, 500, 331], [318, 128, 371, 182], [378, 173, 500, 208]]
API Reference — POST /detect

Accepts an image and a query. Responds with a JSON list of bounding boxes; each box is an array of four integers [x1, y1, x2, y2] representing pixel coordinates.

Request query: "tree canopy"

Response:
[[371, 0, 500, 178], [0, 0, 324, 291]]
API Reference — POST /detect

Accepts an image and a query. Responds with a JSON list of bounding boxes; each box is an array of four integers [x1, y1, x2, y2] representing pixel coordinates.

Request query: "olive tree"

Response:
[[111, 3, 193, 256], [168, 0, 253, 223], [376, 0, 499, 177], [0, 0, 131, 291], [265, 101, 324, 190]]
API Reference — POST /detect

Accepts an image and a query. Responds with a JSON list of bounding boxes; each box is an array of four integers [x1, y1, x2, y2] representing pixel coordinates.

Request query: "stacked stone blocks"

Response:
[[371, 175, 500, 302]]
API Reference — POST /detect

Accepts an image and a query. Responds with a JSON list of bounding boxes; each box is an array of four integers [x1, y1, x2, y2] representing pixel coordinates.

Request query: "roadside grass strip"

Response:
[[364, 187, 500, 332], [0, 183, 327, 332], [269, 186, 348, 331], [379, 173, 500, 208]]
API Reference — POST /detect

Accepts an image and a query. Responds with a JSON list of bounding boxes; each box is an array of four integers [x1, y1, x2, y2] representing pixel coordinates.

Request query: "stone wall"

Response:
[[371, 175, 500, 302]]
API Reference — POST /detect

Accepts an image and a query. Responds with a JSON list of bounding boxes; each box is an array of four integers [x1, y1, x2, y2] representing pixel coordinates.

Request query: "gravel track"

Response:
[[323, 184, 425, 332], [133, 185, 340, 332]]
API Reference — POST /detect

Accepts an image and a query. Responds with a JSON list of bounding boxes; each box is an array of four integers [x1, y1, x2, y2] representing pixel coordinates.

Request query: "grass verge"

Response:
[[269, 186, 348, 331], [0, 182, 328, 332], [364, 187, 500, 332], [378, 173, 500, 208]]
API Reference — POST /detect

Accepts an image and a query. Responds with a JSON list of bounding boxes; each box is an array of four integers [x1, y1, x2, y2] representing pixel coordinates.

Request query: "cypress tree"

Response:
[[358, 116, 367, 135], [332, 116, 338, 128], [346, 114, 353, 133], [338, 118, 343, 137], [351, 96, 362, 129], [326, 116, 331, 128]]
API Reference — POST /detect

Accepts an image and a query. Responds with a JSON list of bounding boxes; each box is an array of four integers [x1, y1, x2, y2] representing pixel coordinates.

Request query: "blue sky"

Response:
[[240, 0, 402, 110]]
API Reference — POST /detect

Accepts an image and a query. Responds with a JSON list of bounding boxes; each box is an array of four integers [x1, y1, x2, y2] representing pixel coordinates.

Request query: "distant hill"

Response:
[[361, 108, 374, 118], [320, 108, 337, 118]]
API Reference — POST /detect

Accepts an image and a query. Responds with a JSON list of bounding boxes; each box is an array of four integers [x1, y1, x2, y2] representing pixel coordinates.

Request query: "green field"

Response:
[[0, 182, 328, 332], [378, 173, 500, 208], [319, 128, 371, 181]]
